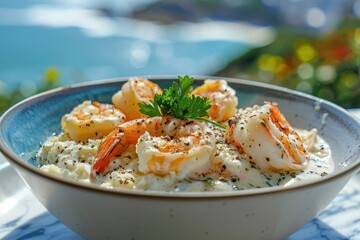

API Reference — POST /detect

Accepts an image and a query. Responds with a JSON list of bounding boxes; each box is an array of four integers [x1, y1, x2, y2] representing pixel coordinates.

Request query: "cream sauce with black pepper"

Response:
[[37, 125, 333, 192]]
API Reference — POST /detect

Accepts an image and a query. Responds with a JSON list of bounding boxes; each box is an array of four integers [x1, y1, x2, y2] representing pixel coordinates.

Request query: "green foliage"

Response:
[[216, 18, 360, 108], [0, 67, 61, 115]]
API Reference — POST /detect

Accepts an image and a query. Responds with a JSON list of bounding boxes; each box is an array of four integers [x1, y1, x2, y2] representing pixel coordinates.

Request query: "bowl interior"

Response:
[[1, 77, 360, 186]]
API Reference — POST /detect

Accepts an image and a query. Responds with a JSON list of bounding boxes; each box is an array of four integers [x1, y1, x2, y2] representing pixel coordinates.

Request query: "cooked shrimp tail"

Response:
[[92, 131, 126, 176], [91, 119, 151, 178]]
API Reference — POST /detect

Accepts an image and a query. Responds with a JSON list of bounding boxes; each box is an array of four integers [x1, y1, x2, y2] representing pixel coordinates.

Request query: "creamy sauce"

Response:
[[37, 124, 333, 192]]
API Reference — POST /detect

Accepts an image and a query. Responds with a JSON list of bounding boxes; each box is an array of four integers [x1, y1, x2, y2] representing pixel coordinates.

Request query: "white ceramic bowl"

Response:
[[1, 76, 360, 240]]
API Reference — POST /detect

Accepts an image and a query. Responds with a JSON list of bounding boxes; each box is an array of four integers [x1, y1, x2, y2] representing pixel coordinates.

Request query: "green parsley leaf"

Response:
[[138, 75, 225, 129]]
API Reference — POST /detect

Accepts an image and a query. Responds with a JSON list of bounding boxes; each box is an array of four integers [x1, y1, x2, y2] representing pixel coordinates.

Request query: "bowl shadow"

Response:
[[3, 212, 349, 240]]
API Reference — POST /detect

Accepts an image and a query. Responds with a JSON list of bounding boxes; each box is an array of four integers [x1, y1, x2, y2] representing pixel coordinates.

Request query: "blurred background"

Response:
[[0, 0, 359, 114]]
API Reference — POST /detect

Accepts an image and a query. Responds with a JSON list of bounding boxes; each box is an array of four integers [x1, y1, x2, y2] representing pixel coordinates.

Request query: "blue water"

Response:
[[0, 14, 252, 91]]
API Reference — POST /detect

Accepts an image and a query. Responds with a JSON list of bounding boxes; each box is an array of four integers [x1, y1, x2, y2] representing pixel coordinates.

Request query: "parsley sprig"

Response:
[[138, 75, 225, 129]]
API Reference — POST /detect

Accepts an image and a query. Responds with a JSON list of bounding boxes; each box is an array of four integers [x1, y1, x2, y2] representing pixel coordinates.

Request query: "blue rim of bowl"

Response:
[[0, 75, 360, 199]]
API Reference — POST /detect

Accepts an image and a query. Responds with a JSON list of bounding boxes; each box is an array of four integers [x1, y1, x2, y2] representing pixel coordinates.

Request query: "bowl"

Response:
[[1, 76, 360, 240]]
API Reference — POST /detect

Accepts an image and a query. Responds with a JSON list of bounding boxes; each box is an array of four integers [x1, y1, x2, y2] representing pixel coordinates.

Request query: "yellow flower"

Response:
[[354, 28, 360, 44], [44, 67, 59, 83], [258, 54, 284, 73], [296, 42, 316, 62]]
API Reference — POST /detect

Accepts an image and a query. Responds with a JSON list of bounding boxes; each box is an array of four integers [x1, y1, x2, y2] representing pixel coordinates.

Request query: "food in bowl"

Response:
[[36, 76, 333, 192]]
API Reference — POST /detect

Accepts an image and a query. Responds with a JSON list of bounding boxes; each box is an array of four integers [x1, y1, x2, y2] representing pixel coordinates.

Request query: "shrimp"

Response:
[[112, 77, 162, 120], [61, 101, 126, 143], [91, 116, 216, 180], [225, 102, 309, 172], [192, 79, 238, 122]]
